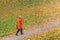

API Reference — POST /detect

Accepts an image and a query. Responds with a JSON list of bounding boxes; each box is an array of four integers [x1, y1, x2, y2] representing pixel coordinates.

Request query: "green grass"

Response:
[[24, 28, 60, 40], [0, 0, 59, 37]]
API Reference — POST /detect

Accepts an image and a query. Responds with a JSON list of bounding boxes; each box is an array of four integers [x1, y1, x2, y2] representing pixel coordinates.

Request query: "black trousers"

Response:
[[16, 28, 23, 35]]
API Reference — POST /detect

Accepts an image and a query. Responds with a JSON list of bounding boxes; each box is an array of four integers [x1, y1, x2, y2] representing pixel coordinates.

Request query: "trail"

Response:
[[2, 20, 60, 40]]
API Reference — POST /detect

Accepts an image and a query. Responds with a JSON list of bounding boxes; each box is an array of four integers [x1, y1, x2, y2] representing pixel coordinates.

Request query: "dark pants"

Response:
[[16, 28, 23, 35]]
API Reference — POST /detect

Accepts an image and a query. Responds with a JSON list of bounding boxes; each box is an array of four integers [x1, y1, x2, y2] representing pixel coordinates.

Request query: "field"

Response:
[[24, 28, 60, 40], [0, 0, 60, 37]]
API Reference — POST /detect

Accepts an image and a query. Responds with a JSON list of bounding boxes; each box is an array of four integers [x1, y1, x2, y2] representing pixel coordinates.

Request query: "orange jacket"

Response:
[[17, 18, 22, 29]]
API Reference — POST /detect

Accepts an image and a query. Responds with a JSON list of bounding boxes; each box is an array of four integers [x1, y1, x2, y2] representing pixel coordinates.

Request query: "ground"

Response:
[[2, 19, 60, 40], [0, 0, 60, 40]]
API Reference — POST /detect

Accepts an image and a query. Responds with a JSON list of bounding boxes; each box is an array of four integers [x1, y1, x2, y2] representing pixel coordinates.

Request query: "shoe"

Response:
[[16, 34, 18, 36], [21, 33, 23, 35]]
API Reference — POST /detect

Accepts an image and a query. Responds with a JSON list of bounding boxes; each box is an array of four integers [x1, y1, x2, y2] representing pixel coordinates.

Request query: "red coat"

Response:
[[17, 18, 22, 29]]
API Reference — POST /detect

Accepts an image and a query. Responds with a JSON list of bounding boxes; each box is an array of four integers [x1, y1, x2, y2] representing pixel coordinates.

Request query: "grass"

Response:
[[24, 28, 60, 40], [0, 0, 60, 37]]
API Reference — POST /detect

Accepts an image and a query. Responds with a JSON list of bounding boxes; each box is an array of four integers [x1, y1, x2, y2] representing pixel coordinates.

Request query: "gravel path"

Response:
[[2, 20, 60, 40]]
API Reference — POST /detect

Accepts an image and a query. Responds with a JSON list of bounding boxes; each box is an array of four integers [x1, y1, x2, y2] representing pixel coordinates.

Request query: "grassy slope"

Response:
[[24, 27, 60, 40], [0, 0, 60, 37]]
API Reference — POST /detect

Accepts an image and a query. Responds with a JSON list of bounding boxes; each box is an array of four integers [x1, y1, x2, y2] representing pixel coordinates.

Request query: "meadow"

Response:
[[0, 0, 60, 37]]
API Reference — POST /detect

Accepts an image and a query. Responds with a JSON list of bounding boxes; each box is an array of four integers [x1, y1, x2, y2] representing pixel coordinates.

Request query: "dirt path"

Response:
[[2, 20, 60, 40]]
